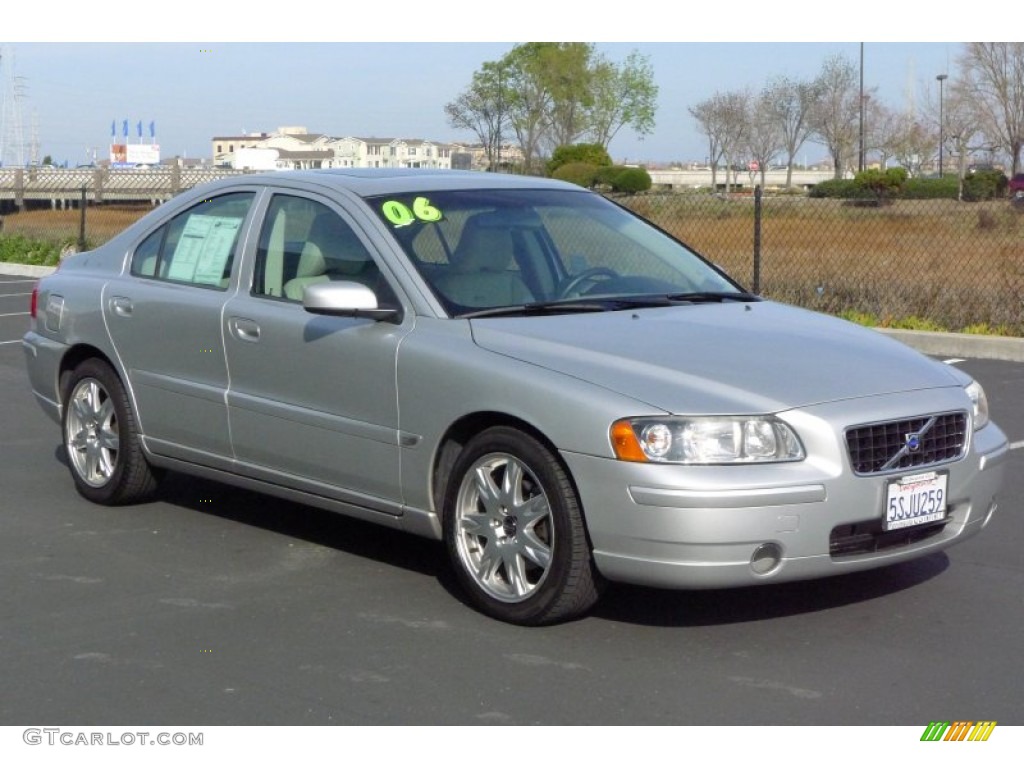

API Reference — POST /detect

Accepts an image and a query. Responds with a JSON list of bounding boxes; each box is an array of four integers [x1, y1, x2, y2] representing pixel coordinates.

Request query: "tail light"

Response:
[[30, 284, 38, 319]]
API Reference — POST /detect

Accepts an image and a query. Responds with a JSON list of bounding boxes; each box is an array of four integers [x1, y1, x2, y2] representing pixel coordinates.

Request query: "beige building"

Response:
[[212, 127, 465, 171]]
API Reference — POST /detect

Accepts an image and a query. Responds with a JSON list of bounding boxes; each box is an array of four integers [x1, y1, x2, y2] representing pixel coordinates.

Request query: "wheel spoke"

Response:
[[502, 459, 524, 506], [516, 529, 552, 570], [475, 541, 503, 584], [473, 465, 501, 515], [504, 550, 530, 597], [515, 493, 550, 526]]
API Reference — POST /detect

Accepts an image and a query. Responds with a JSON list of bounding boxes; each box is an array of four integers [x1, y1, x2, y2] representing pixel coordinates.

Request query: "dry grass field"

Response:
[[3, 194, 1021, 334], [0, 204, 153, 246], [623, 194, 1024, 335]]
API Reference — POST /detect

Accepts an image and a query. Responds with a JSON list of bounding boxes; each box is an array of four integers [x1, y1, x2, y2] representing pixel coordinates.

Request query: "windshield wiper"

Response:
[[458, 296, 676, 319], [664, 290, 760, 303], [459, 301, 615, 319]]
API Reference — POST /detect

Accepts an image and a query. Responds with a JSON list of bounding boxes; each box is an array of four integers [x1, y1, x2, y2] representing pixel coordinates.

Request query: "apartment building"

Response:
[[211, 127, 460, 170]]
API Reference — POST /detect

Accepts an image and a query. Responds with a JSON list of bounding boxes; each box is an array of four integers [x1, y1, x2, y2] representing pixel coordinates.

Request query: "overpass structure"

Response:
[[647, 168, 835, 190], [0, 167, 247, 211]]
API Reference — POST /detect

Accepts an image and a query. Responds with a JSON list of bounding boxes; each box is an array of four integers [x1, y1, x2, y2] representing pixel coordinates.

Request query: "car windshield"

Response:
[[365, 187, 744, 317]]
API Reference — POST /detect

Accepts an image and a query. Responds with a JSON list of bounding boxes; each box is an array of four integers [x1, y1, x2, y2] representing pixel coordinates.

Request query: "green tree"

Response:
[[447, 44, 660, 173], [537, 42, 597, 149], [500, 43, 556, 173], [588, 50, 658, 148]]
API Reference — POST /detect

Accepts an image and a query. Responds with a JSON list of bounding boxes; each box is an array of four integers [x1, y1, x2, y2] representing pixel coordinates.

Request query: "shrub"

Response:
[[547, 143, 612, 175], [594, 165, 621, 187], [808, 179, 865, 199], [902, 176, 959, 199], [608, 166, 651, 193], [962, 170, 1008, 201], [0, 233, 64, 266], [551, 162, 600, 188], [854, 168, 907, 199]]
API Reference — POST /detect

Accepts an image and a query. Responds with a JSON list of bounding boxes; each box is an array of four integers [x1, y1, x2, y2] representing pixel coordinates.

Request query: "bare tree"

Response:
[[444, 62, 508, 171], [689, 97, 724, 189], [760, 75, 817, 187], [690, 90, 749, 193], [746, 87, 784, 188], [889, 112, 936, 176], [944, 83, 992, 198], [957, 42, 1024, 175], [811, 54, 861, 179], [869, 101, 901, 170]]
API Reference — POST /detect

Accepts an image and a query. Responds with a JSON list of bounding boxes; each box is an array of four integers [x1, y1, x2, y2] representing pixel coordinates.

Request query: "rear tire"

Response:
[[443, 426, 602, 625], [62, 358, 161, 505]]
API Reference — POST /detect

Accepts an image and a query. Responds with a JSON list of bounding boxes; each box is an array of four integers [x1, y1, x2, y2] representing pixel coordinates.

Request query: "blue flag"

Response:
[[122, 119, 128, 137], [137, 121, 142, 138], [111, 120, 115, 137], [149, 121, 155, 138]]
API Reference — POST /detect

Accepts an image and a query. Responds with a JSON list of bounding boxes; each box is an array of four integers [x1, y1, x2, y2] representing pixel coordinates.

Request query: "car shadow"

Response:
[[592, 554, 950, 628], [54, 447, 952, 627], [154, 470, 448, 580]]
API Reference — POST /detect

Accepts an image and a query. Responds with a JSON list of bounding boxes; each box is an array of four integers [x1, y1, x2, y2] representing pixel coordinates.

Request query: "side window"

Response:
[[253, 195, 394, 304], [130, 192, 254, 288]]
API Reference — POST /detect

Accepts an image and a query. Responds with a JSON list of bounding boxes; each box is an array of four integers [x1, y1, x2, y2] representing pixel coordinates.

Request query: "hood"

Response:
[[469, 301, 963, 414]]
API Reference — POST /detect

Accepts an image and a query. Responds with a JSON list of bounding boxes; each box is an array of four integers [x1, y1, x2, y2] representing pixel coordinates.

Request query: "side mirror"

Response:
[[302, 281, 403, 323]]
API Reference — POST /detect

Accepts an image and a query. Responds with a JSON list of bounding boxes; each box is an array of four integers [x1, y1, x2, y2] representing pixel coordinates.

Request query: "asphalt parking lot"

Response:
[[1, 273, 1022, 727]]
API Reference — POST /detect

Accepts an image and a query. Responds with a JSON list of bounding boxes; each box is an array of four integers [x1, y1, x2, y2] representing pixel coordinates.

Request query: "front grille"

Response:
[[845, 411, 967, 475]]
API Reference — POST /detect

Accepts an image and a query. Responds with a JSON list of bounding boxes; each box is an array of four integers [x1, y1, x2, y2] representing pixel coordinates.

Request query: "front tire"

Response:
[[443, 427, 602, 625], [62, 358, 161, 505]]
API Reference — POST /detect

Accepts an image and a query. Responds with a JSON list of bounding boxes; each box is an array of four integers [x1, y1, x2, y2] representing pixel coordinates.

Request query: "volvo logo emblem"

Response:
[[905, 433, 922, 452]]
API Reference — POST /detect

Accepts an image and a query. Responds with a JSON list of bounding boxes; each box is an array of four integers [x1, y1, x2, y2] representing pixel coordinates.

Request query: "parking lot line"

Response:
[[0, 339, 23, 345], [0, 312, 29, 317]]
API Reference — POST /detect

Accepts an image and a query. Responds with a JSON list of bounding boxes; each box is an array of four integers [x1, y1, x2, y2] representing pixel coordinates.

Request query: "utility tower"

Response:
[[0, 45, 27, 167]]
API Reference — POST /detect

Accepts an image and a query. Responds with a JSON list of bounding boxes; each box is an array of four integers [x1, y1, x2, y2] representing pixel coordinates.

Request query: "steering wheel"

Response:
[[557, 267, 620, 299]]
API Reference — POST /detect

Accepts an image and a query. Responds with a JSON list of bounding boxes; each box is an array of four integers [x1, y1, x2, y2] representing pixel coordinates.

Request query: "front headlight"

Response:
[[965, 380, 989, 430], [611, 416, 805, 464]]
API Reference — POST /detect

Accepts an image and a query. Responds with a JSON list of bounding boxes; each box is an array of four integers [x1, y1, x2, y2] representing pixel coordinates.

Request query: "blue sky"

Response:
[[1, 4, 985, 166]]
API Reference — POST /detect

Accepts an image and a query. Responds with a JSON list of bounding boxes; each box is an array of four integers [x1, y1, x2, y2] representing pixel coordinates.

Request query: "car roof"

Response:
[[200, 168, 580, 198]]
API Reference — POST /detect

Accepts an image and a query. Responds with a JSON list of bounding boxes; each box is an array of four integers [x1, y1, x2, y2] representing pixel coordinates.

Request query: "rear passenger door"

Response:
[[105, 191, 255, 464], [222, 191, 412, 511]]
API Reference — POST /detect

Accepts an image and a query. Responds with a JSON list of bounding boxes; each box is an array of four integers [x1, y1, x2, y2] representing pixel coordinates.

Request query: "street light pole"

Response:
[[936, 73, 948, 176], [859, 43, 865, 173]]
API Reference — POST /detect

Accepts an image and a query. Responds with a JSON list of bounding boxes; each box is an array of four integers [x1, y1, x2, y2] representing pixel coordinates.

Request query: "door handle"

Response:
[[228, 317, 261, 342], [109, 296, 133, 317]]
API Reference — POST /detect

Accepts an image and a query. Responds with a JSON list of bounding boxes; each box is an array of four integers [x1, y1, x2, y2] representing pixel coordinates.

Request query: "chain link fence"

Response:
[[617, 190, 1024, 336], [2, 173, 1022, 335]]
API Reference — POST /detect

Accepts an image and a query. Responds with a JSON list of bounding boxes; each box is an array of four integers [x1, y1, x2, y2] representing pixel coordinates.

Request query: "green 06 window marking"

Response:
[[381, 197, 443, 227]]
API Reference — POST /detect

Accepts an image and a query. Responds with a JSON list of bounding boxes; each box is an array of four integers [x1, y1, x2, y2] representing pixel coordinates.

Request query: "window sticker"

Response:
[[381, 196, 442, 227], [167, 214, 242, 285]]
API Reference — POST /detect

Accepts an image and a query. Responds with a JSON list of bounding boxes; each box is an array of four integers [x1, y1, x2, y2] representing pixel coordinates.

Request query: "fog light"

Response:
[[750, 543, 782, 576]]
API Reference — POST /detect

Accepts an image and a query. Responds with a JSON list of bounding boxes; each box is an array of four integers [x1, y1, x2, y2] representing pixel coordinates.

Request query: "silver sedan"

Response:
[[22, 169, 1009, 624]]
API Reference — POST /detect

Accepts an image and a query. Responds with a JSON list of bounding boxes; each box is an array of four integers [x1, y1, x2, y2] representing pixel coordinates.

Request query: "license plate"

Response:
[[884, 471, 947, 531]]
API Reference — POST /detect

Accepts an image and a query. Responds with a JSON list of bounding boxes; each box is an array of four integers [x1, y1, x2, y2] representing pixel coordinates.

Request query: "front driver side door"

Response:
[[222, 191, 412, 512]]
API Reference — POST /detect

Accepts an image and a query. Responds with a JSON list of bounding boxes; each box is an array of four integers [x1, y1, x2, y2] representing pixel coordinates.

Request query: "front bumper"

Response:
[[562, 391, 1009, 590]]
